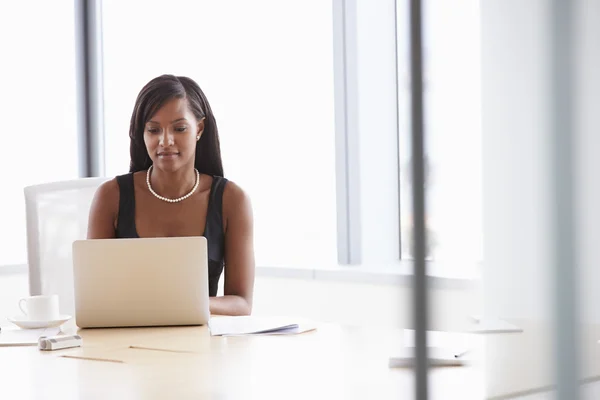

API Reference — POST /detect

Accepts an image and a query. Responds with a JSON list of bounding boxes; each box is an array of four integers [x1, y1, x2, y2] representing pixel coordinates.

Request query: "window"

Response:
[[102, 0, 337, 268], [397, 0, 483, 267], [0, 2, 79, 266]]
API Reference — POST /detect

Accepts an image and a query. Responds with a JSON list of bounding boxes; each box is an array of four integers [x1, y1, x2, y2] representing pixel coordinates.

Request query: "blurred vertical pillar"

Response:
[[408, 0, 428, 398], [74, 0, 105, 178], [549, 0, 579, 398]]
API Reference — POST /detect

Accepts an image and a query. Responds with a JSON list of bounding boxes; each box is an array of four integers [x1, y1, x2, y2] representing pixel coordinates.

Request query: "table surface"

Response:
[[1, 318, 600, 400], [0, 318, 486, 400]]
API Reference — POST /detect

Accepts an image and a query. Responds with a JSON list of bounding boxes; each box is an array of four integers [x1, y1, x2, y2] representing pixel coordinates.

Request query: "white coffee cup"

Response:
[[18, 295, 60, 321]]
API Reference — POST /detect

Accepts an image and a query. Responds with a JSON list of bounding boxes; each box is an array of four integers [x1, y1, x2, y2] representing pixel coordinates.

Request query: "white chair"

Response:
[[24, 177, 109, 316]]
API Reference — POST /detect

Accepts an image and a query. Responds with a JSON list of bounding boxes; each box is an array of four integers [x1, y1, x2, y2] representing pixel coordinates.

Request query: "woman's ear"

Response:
[[196, 117, 206, 141]]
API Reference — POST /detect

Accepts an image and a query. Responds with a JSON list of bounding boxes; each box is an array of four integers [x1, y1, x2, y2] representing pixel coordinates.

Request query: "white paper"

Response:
[[389, 347, 469, 367], [0, 327, 61, 346], [208, 316, 315, 336], [467, 316, 523, 334], [395, 329, 475, 368], [250, 324, 316, 336]]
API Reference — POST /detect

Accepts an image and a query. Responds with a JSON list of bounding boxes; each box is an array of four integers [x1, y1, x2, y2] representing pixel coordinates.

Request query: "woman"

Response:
[[87, 74, 255, 316]]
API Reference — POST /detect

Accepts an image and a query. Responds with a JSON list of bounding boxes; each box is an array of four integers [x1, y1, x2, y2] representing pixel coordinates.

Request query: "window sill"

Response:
[[0, 264, 28, 275], [1, 261, 480, 290], [256, 260, 480, 289]]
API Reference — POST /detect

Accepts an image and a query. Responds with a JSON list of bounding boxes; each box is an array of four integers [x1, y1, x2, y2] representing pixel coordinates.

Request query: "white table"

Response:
[[2, 318, 599, 399], [0, 321, 483, 400]]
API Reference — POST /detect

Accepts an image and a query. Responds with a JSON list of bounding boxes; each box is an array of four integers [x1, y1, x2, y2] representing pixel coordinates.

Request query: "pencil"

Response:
[[128, 345, 195, 353], [60, 355, 125, 363]]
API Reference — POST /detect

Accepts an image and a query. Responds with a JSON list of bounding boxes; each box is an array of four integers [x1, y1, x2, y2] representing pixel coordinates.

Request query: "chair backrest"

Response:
[[24, 177, 109, 316]]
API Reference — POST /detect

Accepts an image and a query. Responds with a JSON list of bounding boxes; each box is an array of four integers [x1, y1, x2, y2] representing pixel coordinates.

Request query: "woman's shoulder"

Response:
[[88, 177, 120, 221], [93, 172, 140, 204], [221, 179, 252, 217], [93, 177, 120, 204], [97, 171, 138, 194]]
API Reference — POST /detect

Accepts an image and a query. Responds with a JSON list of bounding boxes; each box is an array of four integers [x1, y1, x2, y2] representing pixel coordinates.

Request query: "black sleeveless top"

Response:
[[114, 173, 228, 297]]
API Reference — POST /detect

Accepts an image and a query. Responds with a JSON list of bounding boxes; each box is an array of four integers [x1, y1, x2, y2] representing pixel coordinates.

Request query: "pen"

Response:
[[454, 350, 470, 359]]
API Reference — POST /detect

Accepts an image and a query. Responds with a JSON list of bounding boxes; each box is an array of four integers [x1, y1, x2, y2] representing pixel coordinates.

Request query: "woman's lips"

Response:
[[158, 152, 180, 159]]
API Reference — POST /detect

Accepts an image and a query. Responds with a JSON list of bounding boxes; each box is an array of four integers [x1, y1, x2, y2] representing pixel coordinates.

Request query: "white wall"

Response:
[[481, 0, 600, 324], [481, 0, 553, 320], [575, 0, 600, 325]]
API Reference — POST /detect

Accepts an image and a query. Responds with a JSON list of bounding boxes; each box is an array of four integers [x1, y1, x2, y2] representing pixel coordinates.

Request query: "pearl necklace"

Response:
[[146, 165, 200, 203]]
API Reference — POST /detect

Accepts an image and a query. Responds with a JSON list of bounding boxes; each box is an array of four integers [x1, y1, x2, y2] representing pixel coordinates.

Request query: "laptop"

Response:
[[72, 236, 210, 328]]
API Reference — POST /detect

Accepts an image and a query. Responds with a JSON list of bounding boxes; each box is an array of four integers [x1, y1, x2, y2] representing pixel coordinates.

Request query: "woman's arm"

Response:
[[209, 182, 255, 316], [87, 179, 119, 239]]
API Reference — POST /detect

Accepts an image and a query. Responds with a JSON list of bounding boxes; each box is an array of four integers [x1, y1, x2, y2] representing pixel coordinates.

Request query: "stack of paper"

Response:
[[208, 316, 316, 336], [467, 316, 523, 334], [0, 327, 61, 347], [389, 347, 470, 367], [388, 329, 477, 368]]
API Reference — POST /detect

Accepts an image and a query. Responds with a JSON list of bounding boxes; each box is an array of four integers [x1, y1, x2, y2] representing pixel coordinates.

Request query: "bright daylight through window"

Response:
[[102, 0, 337, 269], [398, 0, 483, 275]]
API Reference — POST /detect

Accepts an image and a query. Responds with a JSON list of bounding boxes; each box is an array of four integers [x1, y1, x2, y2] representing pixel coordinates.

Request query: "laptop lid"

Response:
[[72, 236, 210, 328]]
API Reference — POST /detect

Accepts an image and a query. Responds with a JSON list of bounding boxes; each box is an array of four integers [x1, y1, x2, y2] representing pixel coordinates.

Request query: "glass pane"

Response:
[[102, 0, 337, 267], [0, 1, 79, 266], [398, 0, 483, 271]]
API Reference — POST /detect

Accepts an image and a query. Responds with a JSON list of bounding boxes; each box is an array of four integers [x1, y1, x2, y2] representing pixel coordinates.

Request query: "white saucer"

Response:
[[8, 314, 72, 329]]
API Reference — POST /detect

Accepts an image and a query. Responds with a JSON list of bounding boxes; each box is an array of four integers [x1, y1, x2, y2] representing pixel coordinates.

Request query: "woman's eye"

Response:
[[147, 128, 160, 134], [175, 126, 187, 132]]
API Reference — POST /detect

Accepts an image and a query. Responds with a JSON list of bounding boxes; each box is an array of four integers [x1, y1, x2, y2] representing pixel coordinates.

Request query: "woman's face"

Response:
[[144, 97, 204, 172]]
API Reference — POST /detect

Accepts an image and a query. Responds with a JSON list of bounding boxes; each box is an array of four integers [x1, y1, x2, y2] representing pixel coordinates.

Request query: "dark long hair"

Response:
[[128, 74, 224, 177]]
